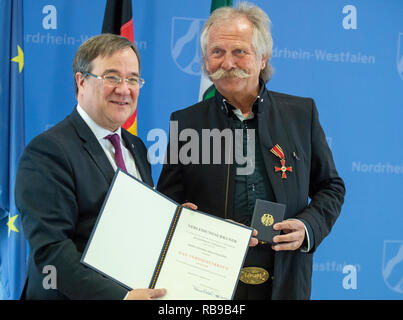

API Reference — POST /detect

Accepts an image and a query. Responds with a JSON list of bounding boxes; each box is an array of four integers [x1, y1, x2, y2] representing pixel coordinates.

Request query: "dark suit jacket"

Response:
[[157, 89, 345, 299], [15, 108, 153, 299]]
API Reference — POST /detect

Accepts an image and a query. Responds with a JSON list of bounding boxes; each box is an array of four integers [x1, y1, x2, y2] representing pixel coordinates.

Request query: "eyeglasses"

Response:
[[83, 72, 145, 88]]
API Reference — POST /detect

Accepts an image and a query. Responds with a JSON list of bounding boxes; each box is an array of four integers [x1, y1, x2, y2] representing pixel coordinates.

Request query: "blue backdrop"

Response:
[[14, 0, 403, 299]]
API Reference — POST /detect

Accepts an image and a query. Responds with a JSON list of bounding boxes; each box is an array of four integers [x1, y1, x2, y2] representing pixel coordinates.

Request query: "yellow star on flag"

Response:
[[11, 45, 24, 73], [7, 213, 20, 237]]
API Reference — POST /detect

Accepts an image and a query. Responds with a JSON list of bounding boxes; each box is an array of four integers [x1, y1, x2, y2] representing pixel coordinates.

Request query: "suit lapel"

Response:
[[258, 91, 291, 206], [121, 130, 153, 186], [70, 108, 116, 185]]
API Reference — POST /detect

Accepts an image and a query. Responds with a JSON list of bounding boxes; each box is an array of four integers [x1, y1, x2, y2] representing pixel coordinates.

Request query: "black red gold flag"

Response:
[[102, 0, 137, 134]]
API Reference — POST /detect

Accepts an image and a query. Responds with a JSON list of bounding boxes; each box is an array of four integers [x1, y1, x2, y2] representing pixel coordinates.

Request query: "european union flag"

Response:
[[0, 0, 28, 300]]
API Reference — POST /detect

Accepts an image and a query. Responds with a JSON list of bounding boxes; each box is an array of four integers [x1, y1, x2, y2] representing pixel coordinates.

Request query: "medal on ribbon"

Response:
[[270, 144, 292, 179]]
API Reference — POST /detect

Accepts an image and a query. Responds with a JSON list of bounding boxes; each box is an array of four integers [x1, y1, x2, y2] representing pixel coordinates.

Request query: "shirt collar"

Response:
[[231, 107, 255, 121], [76, 104, 122, 141], [214, 81, 267, 120]]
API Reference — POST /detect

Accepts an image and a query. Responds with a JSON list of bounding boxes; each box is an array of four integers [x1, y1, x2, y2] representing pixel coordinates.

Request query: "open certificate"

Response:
[[81, 170, 252, 300]]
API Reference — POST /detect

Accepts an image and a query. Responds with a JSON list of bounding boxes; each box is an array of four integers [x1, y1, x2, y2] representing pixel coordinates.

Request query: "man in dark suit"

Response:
[[157, 3, 345, 299], [15, 34, 166, 299]]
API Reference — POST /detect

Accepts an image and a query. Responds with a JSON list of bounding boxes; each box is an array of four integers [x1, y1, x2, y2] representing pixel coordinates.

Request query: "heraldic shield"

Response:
[[382, 240, 403, 294], [171, 17, 205, 76]]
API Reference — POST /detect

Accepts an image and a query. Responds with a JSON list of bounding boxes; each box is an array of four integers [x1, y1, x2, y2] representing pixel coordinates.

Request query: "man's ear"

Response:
[[260, 55, 267, 71], [75, 72, 85, 95]]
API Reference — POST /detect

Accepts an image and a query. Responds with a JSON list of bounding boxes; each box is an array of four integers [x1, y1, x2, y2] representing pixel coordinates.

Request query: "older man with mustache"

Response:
[[157, 3, 345, 300]]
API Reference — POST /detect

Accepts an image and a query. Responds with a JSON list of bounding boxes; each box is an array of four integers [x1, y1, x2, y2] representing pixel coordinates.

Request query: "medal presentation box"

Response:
[[81, 170, 253, 300], [251, 199, 285, 244]]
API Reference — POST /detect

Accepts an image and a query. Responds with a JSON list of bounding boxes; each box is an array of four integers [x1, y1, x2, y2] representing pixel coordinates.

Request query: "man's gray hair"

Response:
[[200, 2, 274, 83], [72, 33, 140, 96]]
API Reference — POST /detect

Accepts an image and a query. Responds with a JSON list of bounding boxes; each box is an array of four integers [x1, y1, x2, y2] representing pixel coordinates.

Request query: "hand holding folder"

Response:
[[81, 170, 253, 300]]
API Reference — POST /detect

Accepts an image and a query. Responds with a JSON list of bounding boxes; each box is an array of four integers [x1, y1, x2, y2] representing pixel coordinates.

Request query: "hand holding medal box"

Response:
[[251, 199, 286, 244]]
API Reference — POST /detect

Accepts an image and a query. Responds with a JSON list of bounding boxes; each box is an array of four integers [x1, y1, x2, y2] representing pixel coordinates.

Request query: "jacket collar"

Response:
[[121, 130, 153, 187], [214, 81, 267, 117], [69, 107, 116, 185], [69, 107, 151, 187]]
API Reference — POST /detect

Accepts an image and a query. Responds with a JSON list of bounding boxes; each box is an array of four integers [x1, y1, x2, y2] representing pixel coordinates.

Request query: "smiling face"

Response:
[[204, 16, 266, 100], [76, 48, 140, 132]]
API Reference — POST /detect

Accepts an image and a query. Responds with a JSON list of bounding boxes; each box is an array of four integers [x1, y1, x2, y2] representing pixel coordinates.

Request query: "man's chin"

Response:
[[214, 79, 245, 93]]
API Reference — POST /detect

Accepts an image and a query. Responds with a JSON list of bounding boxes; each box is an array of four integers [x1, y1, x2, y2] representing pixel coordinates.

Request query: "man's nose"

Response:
[[221, 53, 236, 70], [114, 80, 132, 95]]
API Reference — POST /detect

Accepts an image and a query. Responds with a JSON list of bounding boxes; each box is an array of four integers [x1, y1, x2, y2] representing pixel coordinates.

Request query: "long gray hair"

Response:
[[200, 2, 274, 83]]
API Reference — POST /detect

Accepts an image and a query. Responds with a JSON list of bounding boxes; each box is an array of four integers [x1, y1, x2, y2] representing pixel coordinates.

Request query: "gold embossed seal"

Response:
[[261, 213, 274, 227], [240, 267, 269, 285]]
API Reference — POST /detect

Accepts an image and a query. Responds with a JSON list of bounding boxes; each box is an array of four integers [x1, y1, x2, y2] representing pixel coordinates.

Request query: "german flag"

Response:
[[102, 0, 137, 135]]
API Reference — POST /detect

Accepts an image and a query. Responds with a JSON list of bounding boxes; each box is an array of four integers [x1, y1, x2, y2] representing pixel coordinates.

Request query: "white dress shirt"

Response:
[[76, 104, 142, 181]]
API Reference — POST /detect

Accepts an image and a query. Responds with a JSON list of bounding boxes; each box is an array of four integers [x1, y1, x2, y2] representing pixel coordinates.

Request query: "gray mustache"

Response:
[[209, 68, 250, 80]]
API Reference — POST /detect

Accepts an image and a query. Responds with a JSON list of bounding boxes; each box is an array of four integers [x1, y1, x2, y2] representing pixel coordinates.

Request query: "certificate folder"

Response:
[[81, 170, 253, 300]]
